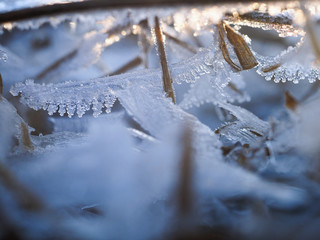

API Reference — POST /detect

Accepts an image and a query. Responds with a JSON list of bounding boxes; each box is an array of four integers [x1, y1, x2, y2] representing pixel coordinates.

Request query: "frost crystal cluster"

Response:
[[1, 1, 320, 240]]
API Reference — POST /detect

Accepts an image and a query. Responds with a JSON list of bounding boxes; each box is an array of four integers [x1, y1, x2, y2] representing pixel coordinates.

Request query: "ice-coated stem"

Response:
[[225, 11, 293, 26], [154, 16, 176, 104]]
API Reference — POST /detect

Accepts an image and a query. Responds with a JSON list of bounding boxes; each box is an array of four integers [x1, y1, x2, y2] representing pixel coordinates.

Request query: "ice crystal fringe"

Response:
[[225, 11, 304, 38], [255, 35, 320, 84], [11, 38, 239, 118]]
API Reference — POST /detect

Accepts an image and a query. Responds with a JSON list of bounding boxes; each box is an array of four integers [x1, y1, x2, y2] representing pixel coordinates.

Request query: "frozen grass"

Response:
[[1, 1, 320, 240]]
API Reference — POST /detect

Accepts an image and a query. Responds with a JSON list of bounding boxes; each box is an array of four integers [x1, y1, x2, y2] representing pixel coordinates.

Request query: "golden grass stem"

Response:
[[224, 23, 258, 70], [217, 22, 241, 71], [36, 23, 133, 82], [228, 82, 243, 95], [226, 11, 293, 25], [261, 63, 281, 73], [154, 16, 176, 104], [285, 91, 298, 111], [35, 49, 78, 81], [163, 31, 197, 54], [20, 122, 34, 150], [176, 123, 193, 218]]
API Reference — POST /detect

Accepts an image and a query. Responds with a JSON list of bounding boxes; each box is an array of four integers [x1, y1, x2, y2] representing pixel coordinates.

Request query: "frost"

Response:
[[11, 35, 239, 118], [6, 119, 307, 239], [256, 35, 320, 83], [0, 7, 176, 34], [225, 11, 304, 38], [4, 2, 320, 239], [11, 79, 117, 118], [257, 62, 320, 84], [179, 72, 249, 109], [215, 102, 270, 145], [171, 30, 236, 86], [0, 49, 7, 62]]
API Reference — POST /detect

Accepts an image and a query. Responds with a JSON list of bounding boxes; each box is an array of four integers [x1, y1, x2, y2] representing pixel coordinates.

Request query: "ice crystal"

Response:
[[179, 71, 249, 109], [171, 27, 239, 88], [0, 49, 7, 62], [215, 102, 270, 145], [11, 35, 238, 118], [225, 11, 304, 38], [3, 1, 320, 239], [256, 35, 320, 84]]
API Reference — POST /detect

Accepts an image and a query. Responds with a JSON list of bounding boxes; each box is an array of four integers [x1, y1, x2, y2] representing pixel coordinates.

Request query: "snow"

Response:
[[5, 119, 307, 239]]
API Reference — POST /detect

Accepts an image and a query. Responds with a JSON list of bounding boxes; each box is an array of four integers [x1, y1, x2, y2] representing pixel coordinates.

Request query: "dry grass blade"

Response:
[[214, 122, 236, 134], [0, 160, 44, 211], [163, 31, 197, 54], [261, 63, 281, 73], [224, 11, 301, 36], [109, 56, 142, 76], [285, 91, 298, 111], [20, 122, 34, 150], [217, 22, 241, 71], [227, 11, 293, 25], [228, 82, 243, 95], [36, 23, 133, 82], [248, 129, 263, 137], [154, 16, 176, 104], [176, 123, 194, 218], [35, 48, 78, 81], [224, 23, 258, 70]]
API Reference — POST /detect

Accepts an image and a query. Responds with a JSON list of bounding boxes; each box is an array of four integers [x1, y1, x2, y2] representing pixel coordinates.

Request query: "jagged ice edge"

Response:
[[10, 42, 233, 118]]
